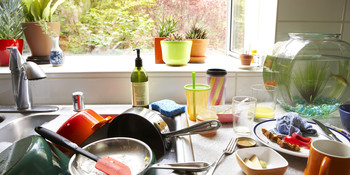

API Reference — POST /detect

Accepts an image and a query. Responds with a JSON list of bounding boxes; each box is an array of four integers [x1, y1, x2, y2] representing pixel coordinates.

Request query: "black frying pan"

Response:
[[107, 107, 221, 159]]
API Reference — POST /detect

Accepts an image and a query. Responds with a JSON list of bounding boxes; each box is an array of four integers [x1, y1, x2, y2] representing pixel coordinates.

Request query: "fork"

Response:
[[206, 138, 238, 175]]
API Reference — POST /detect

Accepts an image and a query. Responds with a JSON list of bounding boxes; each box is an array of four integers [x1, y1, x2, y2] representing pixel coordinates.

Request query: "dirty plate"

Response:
[[253, 119, 350, 158]]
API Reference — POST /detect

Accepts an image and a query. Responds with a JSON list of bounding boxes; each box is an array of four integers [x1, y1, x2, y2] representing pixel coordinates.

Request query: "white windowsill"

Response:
[[0, 54, 262, 75]]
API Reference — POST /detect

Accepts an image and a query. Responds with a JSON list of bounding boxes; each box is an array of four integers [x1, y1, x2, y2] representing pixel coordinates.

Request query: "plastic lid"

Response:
[[206, 69, 227, 76], [184, 84, 211, 91]]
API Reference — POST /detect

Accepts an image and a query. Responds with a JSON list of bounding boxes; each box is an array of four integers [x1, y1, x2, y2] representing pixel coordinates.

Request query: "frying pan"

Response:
[[69, 137, 211, 175], [108, 107, 221, 158]]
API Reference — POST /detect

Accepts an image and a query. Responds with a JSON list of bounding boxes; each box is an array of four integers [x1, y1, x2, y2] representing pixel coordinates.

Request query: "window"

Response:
[[227, 0, 277, 57], [50, 0, 227, 56]]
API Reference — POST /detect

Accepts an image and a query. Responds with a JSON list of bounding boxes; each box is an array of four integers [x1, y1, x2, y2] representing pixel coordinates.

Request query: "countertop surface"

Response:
[[189, 105, 349, 175]]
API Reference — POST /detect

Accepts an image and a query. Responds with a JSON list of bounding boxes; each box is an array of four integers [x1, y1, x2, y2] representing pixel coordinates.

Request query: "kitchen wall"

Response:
[[275, 0, 350, 43]]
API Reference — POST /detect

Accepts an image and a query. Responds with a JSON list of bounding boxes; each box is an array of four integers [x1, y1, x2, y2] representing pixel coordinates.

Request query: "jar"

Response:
[[263, 33, 350, 117]]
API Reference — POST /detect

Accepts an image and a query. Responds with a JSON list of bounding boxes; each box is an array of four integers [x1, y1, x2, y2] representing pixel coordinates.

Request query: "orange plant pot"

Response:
[[240, 54, 253, 65], [154, 37, 166, 63], [187, 39, 209, 63]]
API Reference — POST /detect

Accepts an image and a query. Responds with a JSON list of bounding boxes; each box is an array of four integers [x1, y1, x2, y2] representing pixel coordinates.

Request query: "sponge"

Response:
[[151, 99, 186, 117]]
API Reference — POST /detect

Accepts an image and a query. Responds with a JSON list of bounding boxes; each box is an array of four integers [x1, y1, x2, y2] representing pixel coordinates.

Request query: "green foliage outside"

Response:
[[56, 0, 226, 54]]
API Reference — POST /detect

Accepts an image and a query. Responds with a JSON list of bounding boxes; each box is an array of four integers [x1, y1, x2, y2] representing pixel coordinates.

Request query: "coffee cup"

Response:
[[304, 139, 350, 175]]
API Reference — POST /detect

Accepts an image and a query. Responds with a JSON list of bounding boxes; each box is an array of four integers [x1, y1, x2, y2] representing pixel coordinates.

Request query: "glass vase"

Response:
[[263, 33, 350, 118]]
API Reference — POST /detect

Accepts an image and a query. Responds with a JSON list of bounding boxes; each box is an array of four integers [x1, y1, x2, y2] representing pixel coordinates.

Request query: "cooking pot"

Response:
[[0, 135, 69, 175], [69, 137, 210, 175], [56, 109, 112, 155], [107, 107, 221, 158]]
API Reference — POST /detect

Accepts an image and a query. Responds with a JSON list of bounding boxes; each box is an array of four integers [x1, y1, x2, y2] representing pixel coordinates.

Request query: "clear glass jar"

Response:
[[263, 33, 350, 117]]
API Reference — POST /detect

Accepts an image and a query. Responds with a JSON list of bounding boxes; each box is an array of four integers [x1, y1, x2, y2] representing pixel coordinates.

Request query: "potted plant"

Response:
[[0, 0, 25, 66], [186, 24, 209, 63], [155, 16, 178, 64], [161, 33, 192, 66], [21, 0, 65, 64]]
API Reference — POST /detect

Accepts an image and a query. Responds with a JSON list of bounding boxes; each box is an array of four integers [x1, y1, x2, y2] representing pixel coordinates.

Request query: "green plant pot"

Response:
[[161, 41, 192, 66]]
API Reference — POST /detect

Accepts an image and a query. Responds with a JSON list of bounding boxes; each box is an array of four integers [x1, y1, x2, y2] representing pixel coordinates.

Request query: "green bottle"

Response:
[[131, 48, 149, 108]]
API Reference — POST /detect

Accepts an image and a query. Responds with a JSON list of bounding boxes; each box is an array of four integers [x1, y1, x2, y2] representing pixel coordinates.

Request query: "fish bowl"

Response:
[[263, 33, 350, 118]]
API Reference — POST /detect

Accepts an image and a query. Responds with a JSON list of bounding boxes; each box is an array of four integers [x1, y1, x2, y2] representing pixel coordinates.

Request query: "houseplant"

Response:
[[0, 0, 25, 66], [161, 32, 192, 66], [22, 0, 65, 64], [155, 16, 178, 64], [186, 24, 209, 63]]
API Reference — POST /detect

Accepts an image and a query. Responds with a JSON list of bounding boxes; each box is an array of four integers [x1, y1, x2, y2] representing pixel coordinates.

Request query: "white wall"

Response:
[[276, 0, 350, 43]]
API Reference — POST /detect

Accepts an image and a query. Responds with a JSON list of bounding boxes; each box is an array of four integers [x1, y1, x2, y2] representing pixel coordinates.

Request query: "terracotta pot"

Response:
[[240, 54, 253, 65], [22, 22, 60, 57], [187, 39, 209, 63], [0, 39, 23, 66], [154, 37, 166, 63]]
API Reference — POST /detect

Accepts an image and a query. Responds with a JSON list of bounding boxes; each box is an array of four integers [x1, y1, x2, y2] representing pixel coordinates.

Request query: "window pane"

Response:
[[230, 0, 245, 54], [54, 0, 227, 55]]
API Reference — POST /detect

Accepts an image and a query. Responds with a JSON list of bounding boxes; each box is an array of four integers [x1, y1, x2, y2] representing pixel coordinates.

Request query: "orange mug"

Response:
[[304, 139, 350, 175]]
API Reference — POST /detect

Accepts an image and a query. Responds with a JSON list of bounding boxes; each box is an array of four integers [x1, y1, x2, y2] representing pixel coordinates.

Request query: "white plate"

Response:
[[253, 119, 350, 158]]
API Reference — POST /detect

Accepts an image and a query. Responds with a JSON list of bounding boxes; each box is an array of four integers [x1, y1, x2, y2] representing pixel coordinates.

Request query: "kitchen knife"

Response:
[[312, 119, 343, 143]]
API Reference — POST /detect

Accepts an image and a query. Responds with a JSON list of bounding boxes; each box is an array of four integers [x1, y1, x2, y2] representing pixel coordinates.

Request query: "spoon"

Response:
[[236, 137, 257, 148]]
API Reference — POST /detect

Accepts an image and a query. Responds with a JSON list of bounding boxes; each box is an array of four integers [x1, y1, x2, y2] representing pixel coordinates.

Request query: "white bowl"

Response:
[[235, 147, 288, 175]]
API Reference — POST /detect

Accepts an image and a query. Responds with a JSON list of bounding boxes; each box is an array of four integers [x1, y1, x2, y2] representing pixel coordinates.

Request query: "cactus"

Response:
[[186, 24, 208, 39], [157, 16, 178, 37], [164, 32, 186, 41]]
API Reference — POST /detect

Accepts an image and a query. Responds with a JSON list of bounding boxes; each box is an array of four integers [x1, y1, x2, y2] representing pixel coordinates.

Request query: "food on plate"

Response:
[[262, 128, 301, 152], [283, 133, 312, 149], [277, 138, 301, 151], [243, 155, 267, 169], [262, 128, 282, 143], [274, 112, 317, 136]]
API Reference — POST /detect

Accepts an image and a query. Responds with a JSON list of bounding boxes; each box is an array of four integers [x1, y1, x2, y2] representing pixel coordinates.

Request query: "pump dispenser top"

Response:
[[133, 48, 142, 67]]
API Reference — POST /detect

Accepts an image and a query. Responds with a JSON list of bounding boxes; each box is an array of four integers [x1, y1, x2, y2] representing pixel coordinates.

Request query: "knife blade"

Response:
[[312, 119, 343, 143]]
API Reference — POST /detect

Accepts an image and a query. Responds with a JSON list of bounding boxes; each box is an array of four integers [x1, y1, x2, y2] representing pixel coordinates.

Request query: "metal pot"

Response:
[[107, 107, 221, 158], [69, 137, 210, 175]]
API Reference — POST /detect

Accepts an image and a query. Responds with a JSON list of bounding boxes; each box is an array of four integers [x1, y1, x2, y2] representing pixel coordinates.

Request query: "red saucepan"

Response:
[[107, 107, 222, 158]]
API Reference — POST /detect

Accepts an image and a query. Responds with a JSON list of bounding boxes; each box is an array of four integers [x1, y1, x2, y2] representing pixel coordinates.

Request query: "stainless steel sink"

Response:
[[0, 116, 4, 123], [0, 114, 59, 152]]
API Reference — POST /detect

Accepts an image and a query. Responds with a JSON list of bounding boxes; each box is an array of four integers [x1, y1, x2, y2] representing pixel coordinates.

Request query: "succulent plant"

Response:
[[157, 16, 178, 37], [186, 24, 208, 39], [164, 32, 186, 41], [22, 0, 65, 22], [0, 0, 25, 39]]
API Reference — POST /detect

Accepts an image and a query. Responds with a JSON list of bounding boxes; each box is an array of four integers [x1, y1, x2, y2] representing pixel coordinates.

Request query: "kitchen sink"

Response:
[[0, 114, 59, 152], [0, 116, 4, 123]]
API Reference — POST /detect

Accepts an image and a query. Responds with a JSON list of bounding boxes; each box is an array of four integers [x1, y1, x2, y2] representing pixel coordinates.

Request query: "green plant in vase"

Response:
[[161, 32, 192, 66], [0, 0, 25, 66], [185, 24, 209, 63], [21, 0, 65, 64], [155, 16, 178, 63]]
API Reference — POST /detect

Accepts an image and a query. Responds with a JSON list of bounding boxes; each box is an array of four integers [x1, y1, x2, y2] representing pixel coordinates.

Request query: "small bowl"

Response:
[[235, 147, 288, 175], [339, 104, 350, 132], [208, 105, 233, 123]]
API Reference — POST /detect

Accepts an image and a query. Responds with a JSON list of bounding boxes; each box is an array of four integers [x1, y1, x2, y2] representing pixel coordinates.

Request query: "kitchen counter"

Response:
[[189, 105, 348, 175]]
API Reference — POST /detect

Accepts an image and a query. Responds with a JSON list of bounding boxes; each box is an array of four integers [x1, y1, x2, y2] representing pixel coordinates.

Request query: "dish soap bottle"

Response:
[[131, 48, 149, 108]]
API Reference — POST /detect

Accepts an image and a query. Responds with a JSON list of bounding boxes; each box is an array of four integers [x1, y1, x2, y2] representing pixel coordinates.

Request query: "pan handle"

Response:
[[163, 120, 221, 138]]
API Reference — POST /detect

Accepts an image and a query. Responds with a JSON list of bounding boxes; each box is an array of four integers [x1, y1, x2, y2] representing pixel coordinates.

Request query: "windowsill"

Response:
[[0, 54, 262, 75]]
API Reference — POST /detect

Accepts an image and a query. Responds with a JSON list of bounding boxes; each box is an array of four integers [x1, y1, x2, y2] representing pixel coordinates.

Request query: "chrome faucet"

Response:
[[0, 47, 58, 112]]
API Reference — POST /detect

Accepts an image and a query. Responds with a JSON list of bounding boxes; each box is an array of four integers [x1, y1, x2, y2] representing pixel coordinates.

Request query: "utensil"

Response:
[[206, 137, 238, 175], [35, 126, 132, 175], [108, 107, 221, 158], [69, 137, 211, 175], [312, 119, 342, 143]]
